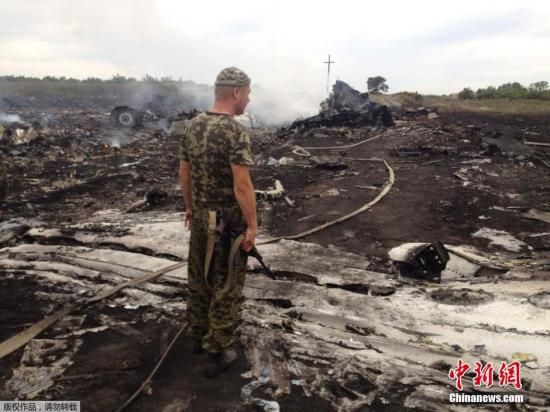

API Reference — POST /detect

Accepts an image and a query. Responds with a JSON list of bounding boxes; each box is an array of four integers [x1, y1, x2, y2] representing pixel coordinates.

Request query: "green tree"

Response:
[[495, 82, 528, 99], [476, 86, 497, 99], [142, 74, 159, 82], [529, 81, 548, 93], [367, 76, 389, 93], [458, 87, 475, 99], [111, 73, 128, 83]]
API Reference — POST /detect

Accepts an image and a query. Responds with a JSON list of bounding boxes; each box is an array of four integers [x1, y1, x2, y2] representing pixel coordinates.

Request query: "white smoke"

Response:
[[0, 113, 23, 123], [106, 80, 322, 128], [176, 82, 322, 127], [247, 86, 322, 126], [103, 131, 136, 148], [109, 137, 121, 148]]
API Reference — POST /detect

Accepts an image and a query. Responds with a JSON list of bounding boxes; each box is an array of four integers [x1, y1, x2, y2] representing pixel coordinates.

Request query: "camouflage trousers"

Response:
[[187, 203, 248, 353]]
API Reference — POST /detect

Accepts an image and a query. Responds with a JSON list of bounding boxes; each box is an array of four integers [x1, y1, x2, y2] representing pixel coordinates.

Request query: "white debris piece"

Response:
[[6, 339, 83, 399], [320, 188, 340, 197], [388, 242, 481, 279], [266, 157, 278, 166], [472, 228, 527, 252], [278, 157, 295, 166]]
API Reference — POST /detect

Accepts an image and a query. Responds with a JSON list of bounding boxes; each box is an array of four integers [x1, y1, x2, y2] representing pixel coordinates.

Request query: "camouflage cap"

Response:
[[215, 67, 251, 87]]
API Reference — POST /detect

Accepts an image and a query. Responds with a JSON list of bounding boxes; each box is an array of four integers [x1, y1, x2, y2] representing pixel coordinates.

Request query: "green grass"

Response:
[[370, 92, 550, 115], [423, 96, 550, 115]]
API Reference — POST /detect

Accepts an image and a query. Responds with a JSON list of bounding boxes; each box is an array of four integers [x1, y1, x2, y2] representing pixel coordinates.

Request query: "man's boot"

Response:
[[203, 349, 237, 379]]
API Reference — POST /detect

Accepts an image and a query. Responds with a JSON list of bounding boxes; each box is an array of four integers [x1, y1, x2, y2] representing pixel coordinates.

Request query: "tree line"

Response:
[[458, 81, 549, 100], [0, 74, 189, 84]]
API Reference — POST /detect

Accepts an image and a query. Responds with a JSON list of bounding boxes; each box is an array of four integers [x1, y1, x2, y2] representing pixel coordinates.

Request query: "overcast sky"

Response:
[[1, 0, 549, 115]]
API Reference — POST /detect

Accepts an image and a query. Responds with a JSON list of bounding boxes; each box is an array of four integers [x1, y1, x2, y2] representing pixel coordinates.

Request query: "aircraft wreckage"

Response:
[[289, 80, 394, 129]]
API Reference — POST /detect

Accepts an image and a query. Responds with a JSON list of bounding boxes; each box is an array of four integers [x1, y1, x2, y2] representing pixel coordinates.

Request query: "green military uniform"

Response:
[[177, 107, 254, 353]]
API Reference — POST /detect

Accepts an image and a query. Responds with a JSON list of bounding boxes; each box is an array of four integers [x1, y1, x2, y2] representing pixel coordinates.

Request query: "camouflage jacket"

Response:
[[175, 112, 253, 207]]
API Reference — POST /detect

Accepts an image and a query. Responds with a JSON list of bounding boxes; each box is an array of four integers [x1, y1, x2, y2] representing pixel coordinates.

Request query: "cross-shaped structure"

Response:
[[323, 54, 335, 95]]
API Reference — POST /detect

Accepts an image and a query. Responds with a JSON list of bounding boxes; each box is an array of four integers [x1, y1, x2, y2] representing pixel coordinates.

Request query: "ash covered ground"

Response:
[[1, 88, 549, 411]]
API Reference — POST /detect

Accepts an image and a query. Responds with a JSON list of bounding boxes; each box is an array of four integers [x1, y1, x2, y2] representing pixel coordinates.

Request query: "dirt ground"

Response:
[[1, 97, 549, 411]]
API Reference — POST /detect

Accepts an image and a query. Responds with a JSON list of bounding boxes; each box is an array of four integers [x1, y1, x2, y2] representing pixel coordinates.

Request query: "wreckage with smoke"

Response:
[[289, 80, 393, 129], [108, 80, 393, 131]]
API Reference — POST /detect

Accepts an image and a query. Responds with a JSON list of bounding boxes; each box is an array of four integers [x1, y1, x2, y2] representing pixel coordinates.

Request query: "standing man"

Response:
[[177, 67, 257, 379]]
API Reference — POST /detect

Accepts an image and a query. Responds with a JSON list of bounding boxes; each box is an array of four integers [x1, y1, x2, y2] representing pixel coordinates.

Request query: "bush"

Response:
[[466, 81, 550, 101]]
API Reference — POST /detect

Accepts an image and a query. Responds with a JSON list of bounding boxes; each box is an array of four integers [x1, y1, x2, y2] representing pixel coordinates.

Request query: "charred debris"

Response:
[[110, 95, 200, 129]]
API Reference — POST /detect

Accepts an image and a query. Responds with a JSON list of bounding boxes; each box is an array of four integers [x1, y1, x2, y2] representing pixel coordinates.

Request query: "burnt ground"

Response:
[[2, 108, 549, 260], [1, 102, 550, 411]]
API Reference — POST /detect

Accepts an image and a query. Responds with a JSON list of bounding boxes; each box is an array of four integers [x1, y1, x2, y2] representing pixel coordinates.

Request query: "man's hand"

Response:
[[184, 209, 192, 230], [241, 226, 256, 252]]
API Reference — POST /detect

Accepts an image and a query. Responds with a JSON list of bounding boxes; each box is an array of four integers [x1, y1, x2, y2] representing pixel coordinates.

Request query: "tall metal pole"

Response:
[[323, 54, 335, 95]]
